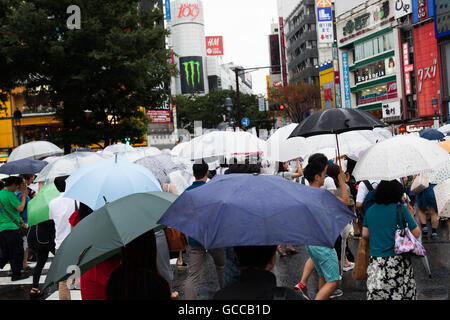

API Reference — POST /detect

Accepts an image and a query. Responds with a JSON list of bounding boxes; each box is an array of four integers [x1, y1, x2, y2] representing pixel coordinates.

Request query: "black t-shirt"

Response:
[[106, 266, 171, 300]]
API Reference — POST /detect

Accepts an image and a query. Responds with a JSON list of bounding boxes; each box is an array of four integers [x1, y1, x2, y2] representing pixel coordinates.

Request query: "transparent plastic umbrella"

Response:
[[135, 154, 188, 185], [7, 141, 63, 162]]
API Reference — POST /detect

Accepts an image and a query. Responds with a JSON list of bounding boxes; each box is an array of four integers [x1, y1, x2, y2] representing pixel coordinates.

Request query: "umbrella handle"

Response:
[[335, 134, 343, 172], [77, 245, 92, 266]]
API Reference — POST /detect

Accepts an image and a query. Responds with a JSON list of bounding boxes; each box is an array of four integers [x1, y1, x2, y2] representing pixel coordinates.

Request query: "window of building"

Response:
[[356, 81, 398, 105], [354, 31, 394, 62]]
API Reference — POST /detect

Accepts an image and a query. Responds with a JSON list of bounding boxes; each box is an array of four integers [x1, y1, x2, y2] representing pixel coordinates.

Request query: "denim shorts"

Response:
[[306, 245, 340, 283]]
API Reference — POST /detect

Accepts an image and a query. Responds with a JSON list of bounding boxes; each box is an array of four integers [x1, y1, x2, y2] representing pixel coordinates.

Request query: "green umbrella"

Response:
[[43, 191, 177, 290], [27, 183, 61, 227]]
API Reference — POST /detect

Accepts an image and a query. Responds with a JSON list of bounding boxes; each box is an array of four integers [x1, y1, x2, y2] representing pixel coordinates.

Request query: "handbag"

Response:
[[394, 203, 426, 257], [410, 173, 429, 194], [0, 200, 28, 237], [352, 237, 370, 280], [164, 227, 188, 252]]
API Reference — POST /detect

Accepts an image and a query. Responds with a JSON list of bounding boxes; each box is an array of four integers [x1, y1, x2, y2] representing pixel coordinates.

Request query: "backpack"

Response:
[[361, 180, 376, 213]]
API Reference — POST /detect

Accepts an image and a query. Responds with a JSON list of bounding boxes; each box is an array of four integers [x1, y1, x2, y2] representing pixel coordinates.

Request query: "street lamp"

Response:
[[432, 96, 439, 129]]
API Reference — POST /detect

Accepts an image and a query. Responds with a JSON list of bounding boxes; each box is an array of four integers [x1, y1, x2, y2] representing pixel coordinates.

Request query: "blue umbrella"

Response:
[[0, 159, 48, 175], [158, 174, 355, 249], [64, 159, 162, 210], [419, 128, 445, 141]]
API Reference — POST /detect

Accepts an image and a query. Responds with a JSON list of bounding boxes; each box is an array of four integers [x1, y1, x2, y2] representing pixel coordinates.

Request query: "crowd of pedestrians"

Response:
[[0, 148, 447, 301]]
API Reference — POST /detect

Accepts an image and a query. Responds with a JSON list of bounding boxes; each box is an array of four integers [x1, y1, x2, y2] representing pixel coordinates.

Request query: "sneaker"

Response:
[[343, 262, 355, 272], [431, 233, 440, 240], [293, 282, 309, 300], [330, 289, 343, 299]]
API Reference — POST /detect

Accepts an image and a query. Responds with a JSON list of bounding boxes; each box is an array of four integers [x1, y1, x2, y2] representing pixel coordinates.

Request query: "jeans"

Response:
[[0, 230, 24, 277], [184, 246, 225, 300]]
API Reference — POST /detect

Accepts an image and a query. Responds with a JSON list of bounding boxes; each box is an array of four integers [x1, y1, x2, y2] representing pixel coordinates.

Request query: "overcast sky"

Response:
[[202, 0, 278, 97]]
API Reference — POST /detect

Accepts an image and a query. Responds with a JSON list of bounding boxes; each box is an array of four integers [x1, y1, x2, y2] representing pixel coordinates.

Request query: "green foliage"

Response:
[[175, 89, 272, 132], [0, 0, 170, 150]]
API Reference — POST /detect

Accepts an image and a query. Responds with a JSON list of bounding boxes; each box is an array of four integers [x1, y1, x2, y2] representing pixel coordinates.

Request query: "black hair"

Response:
[[326, 164, 340, 188], [3, 176, 24, 187], [277, 162, 288, 173], [303, 162, 326, 184], [374, 180, 404, 205], [192, 160, 209, 180], [226, 164, 261, 174], [308, 153, 328, 167], [54, 175, 70, 193], [234, 246, 277, 269], [21, 174, 35, 181], [78, 202, 93, 221], [208, 169, 217, 180]]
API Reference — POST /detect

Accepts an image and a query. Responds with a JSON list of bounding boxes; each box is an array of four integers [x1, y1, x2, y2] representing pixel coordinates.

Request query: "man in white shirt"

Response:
[[49, 176, 77, 300]]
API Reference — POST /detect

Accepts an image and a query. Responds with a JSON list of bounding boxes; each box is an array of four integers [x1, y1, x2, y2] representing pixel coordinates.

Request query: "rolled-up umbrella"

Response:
[[0, 159, 48, 175], [158, 174, 355, 249], [7, 141, 63, 162], [42, 191, 177, 290]]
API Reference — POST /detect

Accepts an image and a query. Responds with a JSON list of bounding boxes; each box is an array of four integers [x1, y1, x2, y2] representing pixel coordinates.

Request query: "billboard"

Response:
[[179, 56, 205, 94], [279, 17, 288, 86], [165, 0, 171, 20], [341, 52, 351, 108], [394, 0, 412, 19], [269, 34, 281, 74], [412, 0, 436, 23], [206, 36, 224, 56], [435, 0, 450, 38], [316, 0, 334, 44], [146, 110, 172, 123]]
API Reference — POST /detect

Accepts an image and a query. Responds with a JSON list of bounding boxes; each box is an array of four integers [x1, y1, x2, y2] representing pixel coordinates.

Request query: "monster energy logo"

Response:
[[182, 60, 201, 87]]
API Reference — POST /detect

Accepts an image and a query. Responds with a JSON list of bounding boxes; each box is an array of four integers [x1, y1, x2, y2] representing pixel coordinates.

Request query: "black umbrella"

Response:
[[288, 108, 386, 168], [0, 159, 48, 175]]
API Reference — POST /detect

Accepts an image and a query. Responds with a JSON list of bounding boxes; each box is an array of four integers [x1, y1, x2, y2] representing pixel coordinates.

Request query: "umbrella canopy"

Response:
[[43, 192, 177, 290], [352, 135, 450, 181], [135, 154, 188, 184], [434, 179, 450, 218], [102, 144, 134, 155], [140, 147, 162, 157], [35, 152, 106, 184], [419, 128, 445, 141], [429, 160, 450, 184], [7, 141, 63, 162], [437, 124, 450, 135], [157, 174, 355, 250], [264, 124, 312, 162], [27, 183, 61, 227], [172, 131, 267, 160], [438, 140, 450, 153], [0, 159, 48, 175], [64, 159, 162, 210], [288, 108, 386, 138]]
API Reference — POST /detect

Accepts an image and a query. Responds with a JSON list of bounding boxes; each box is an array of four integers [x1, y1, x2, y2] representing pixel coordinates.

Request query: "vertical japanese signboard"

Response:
[[403, 43, 413, 95], [279, 17, 288, 86], [341, 52, 351, 108], [316, 0, 334, 44], [269, 34, 281, 74]]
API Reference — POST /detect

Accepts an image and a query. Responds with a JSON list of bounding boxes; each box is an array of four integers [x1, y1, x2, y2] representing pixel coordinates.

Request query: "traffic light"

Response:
[[269, 104, 285, 111]]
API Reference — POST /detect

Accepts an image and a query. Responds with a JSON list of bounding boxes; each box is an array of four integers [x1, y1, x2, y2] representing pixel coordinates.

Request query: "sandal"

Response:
[[177, 261, 187, 268], [431, 233, 439, 240], [29, 288, 41, 298], [422, 227, 429, 236]]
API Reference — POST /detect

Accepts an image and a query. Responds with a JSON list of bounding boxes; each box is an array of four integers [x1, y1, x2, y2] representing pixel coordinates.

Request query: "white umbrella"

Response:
[[264, 124, 311, 162], [434, 179, 450, 218], [102, 144, 134, 155], [7, 141, 64, 162], [172, 131, 266, 160], [438, 124, 450, 135], [353, 135, 450, 181], [140, 147, 162, 157], [114, 150, 147, 163], [35, 152, 106, 184]]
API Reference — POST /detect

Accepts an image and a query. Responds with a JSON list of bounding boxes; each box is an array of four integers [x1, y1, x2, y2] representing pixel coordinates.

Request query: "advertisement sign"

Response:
[[403, 43, 414, 95], [269, 34, 281, 74], [173, 0, 204, 25], [323, 82, 334, 110], [179, 56, 205, 94], [382, 101, 402, 119], [355, 57, 396, 84], [342, 52, 352, 108], [395, 0, 412, 19], [205, 36, 224, 56], [435, 0, 450, 38], [146, 110, 172, 123], [177, 2, 200, 21], [316, 0, 333, 43], [165, 0, 171, 21], [273, 81, 283, 88], [413, 0, 435, 23], [357, 81, 398, 105], [279, 17, 288, 86], [259, 97, 265, 112]]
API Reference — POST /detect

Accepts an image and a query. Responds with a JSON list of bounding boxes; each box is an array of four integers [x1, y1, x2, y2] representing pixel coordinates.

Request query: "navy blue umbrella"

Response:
[[419, 128, 445, 141], [0, 159, 48, 175], [158, 174, 355, 249]]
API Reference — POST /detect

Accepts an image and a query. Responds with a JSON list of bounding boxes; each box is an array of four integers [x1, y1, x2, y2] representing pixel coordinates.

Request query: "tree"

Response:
[[269, 82, 321, 123], [175, 89, 272, 133], [0, 0, 171, 152]]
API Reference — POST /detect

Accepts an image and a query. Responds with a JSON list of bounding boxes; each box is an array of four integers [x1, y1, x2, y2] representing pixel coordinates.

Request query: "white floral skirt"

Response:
[[367, 255, 416, 300]]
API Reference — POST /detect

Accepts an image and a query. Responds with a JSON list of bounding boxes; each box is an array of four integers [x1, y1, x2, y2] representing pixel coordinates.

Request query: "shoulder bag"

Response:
[[164, 227, 188, 252], [410, 173, 429, 194], [0, 200, 28, 237], [394, 203, 426, 256]]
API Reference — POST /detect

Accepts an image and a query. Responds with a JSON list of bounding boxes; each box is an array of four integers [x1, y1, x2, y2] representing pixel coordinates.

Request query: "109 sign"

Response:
[[178, 3, 200, 21]]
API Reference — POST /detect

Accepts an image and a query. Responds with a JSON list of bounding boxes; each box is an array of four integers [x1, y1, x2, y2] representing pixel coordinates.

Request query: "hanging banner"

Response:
[[342, 52, 352, 108]]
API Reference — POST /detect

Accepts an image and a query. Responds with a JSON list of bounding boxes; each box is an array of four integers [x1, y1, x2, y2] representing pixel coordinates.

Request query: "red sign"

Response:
[[146, 110, 172, 123], [413, 22, 440, 117], [205, 36, 223, 56], [324, 88, 333, 101], [403, 43, 413, 95], [418, 0, 428, 22], [273, 81, 283, 88], [178, 3, 200, 21], [334, 72, 340, 84]]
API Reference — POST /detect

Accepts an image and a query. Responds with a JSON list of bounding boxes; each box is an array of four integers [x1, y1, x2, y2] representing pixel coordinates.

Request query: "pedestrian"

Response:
[[294, 160, 341, 300], [106, 229, 171, 300], [183, 160, 225, 300], [20, 174, 37, 199], [355, 179, 380, 237], [0, 176, 29, 281], [213, 246, 300, 300], [414, 177, 439, 240], [362, 180, 420, 300], [48, 175, 78, 300], [69, 203, 121, 300], [300, 154, 337, 194], [15, 176, 32, 272]]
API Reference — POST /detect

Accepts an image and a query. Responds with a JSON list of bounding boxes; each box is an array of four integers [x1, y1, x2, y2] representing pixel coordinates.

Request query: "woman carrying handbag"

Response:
[[362, 180, 421, 300]]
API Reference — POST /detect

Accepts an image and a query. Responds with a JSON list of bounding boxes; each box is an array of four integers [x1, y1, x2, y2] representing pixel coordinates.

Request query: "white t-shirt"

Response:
[[48, 194, 78, 250], [301, 176, 337, 191], [355, 180, 380, 204]]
